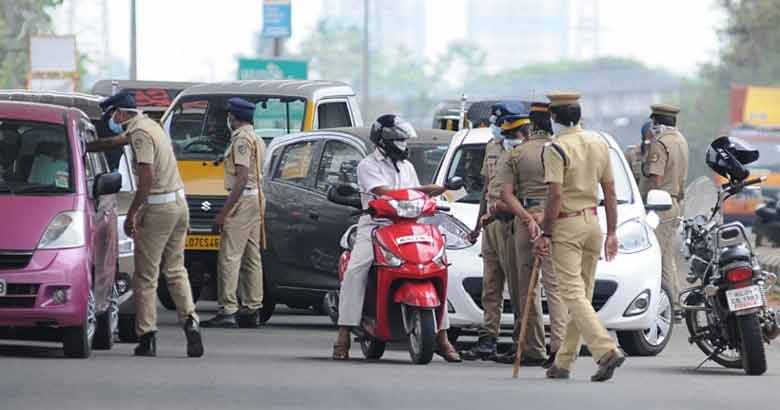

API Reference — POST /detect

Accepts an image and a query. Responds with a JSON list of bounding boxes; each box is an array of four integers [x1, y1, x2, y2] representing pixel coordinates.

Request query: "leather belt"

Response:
[[227, 188, 259, 197], [558, 207, 597, 219], [147, 189, 185, 205]]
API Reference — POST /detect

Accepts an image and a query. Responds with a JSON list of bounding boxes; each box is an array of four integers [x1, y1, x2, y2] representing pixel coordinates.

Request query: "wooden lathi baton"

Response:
[[512, 256, 542, 378]]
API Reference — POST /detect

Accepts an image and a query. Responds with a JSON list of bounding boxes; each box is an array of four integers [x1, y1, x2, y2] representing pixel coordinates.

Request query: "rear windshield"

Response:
[[164, 95, 306, 161], [444, 143, 633, 205], [408, 142, 449, 184], [0, 119, 73, 194]]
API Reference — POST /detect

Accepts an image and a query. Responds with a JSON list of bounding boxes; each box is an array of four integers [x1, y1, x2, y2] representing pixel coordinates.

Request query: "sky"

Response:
[[52, 0, 724, 84]]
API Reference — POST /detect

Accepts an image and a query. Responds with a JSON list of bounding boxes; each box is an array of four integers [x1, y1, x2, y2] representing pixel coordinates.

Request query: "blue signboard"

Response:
[[262, 0, 292, 39]]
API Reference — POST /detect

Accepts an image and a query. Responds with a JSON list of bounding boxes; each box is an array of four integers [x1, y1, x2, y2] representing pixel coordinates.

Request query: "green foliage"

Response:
[[681, 0, 780, 179], [0, 0, 63, 88]]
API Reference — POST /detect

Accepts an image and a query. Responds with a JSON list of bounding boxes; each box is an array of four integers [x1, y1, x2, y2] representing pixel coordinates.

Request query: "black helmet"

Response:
[[370, 114, 417, 164], [705, 136, 759, 182]]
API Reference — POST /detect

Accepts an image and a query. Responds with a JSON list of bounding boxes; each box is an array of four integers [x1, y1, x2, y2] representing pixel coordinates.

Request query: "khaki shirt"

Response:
[[647, 128, 689, 199], [497, 131, 551, 208], [126, 115, 183, 194], [480, 139, 508, 208], [543, 125, 614, 213], [224, 124, 266, 191]]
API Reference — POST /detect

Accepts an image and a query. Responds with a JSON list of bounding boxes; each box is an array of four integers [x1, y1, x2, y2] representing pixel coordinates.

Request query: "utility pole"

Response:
[[361, 0, 370, 117], [129, 0, 137, 80], [272, 38, 283, 57]]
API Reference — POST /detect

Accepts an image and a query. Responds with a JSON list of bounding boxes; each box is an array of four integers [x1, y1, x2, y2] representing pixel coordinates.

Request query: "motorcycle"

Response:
[[680, 175, 780, 375], [326, 178, 472, 364]]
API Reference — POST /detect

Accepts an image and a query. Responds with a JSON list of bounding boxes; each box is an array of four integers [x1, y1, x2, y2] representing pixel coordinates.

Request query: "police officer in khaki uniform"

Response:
[[534, 91, 624, 382], [202, 98, 266, 328], [498, 101, 567, 367], [646, 104, 689, 315], [88, 92, 203, 358], [462, 102, 524, 360]]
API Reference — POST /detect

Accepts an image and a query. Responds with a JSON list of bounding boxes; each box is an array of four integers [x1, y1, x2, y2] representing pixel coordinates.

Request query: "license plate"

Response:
[[186, 235, 220, 251], [726, 285, 764, 312], [396, 235, 433, 245], [0, 278, 5, 296]]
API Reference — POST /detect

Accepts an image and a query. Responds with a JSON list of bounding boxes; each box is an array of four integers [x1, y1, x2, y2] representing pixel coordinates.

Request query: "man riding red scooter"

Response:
[[330, 114, 462, 364]]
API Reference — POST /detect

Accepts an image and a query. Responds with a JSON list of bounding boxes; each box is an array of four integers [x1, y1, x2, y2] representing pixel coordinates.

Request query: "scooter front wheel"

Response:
[[360, 338, 386, 360], [406, 307, 436, 365]]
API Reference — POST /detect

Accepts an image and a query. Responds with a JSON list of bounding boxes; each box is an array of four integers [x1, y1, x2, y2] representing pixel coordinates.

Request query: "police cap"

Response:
[[227, 97, 256, 122], [650, 104, 680, 117], [99, 92, 136, 113], [546, 91, 580, 107]]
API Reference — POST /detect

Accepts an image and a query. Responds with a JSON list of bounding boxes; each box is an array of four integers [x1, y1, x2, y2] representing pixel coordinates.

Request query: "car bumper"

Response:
[[445, 242, 662, 332], [0, 248, 90, 328]]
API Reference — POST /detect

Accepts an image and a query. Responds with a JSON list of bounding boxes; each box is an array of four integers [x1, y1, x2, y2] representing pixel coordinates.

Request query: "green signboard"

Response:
[[237, 58, 308, 80]]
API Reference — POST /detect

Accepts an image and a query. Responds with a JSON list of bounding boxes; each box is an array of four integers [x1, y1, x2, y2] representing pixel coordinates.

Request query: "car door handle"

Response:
[[309, 212, 319, 221]]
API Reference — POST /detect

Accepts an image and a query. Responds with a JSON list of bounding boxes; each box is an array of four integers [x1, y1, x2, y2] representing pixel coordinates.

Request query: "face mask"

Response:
[[392, 140, 408, 152], [108, 115, 124, 134], [502, 138, 523, 151], [490, 124, 505, 141]]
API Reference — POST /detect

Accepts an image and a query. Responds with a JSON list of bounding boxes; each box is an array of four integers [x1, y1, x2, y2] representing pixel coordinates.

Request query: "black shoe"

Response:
[[133, 332, 156, 357], [494, 349, 547, 366], [591, 349, 625, 382], [542, 351, 557, 369], [184, 316, 204, 358], [236, 308, 260, 329], [460, 335, 497, 361], [200, 313, 238, 328]]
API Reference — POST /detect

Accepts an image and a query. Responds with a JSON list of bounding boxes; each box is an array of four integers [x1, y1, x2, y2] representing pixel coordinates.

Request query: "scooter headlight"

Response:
[[617, 218, 652, 254], [388, 199, 424, 219], [38, 211, 85, 249]]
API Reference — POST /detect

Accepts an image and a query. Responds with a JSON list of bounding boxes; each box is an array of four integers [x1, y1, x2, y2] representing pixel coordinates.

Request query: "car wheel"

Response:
[[118, 314, 138, 343], [617, 284, 674, 356], [258, 288, 276, 324], [93, 285, 119, 350], [63, 290, 96, 358], [157, 274, 202, 311]]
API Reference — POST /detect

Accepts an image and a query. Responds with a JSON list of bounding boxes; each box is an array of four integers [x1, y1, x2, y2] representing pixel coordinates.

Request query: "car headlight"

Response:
[[388, 198, 424, 219], [117, 215, 134, 255], [419, 213, 473, 250], [624, 289, 651, 317], [38, 211, 85, 249], [617, 218, 651, 254]]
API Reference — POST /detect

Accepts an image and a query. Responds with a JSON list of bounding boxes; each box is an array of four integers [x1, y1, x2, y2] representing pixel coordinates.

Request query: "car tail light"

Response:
[[726, 266, 753, 283]]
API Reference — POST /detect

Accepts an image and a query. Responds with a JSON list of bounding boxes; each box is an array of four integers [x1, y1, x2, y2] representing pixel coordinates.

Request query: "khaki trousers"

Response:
[[134, 196, 198, 336], [510, 217, 547, 359], [479, 220, 512, 338], [655, 200, 681, 309], [217, 196, 264, 315], [552, 212, 617, 370]]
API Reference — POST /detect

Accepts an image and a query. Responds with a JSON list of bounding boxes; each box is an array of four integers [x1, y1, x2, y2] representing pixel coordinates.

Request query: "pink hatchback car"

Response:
[[0, 101, 122, 358]]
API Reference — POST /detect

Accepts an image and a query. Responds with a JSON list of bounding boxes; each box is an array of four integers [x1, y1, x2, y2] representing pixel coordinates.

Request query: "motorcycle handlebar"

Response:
[[744, 176, 767, 186]]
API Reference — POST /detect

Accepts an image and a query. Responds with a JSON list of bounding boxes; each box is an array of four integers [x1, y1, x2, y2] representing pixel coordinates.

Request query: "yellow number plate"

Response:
[[186, 235, 220, 251]]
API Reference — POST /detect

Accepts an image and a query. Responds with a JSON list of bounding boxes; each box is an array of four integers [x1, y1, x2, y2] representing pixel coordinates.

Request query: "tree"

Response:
[[0, 0, 63, 88]]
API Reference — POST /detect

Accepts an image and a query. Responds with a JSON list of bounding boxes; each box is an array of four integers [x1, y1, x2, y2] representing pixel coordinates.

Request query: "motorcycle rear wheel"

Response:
[[685, 308, 742, 369], [406, 307, 435, 365], [737, 313, 767, 375]]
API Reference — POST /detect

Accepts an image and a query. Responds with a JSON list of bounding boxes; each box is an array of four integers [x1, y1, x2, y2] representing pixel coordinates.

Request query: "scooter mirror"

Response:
[[444, 176, 465, 191]]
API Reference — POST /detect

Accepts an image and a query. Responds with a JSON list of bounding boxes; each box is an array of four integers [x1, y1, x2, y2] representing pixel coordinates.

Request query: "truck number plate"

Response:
[[186, 235, 221, 251], [726, 285, 763, 312]]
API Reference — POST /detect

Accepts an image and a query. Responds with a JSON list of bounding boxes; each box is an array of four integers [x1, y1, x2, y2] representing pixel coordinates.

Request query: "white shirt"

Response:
[[357, 149, 420, 209]]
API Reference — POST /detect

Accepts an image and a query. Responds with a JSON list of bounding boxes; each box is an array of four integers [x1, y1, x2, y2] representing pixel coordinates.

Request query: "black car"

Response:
[[260, 127, 455, 321]]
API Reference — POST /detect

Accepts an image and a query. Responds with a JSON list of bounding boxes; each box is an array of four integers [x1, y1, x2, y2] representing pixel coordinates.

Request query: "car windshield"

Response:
[[445, 143, 633, 205], [0, 119, 73, 194], [165, 95, 306, 161], [408, 142, 449, 184]]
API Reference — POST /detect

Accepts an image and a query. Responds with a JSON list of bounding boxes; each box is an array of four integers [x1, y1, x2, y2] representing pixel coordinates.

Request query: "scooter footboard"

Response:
[[393, 281, 441, 308]]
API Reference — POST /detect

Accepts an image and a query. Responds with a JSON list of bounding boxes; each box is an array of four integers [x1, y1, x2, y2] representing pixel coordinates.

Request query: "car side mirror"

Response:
[[328, 184, 362, 209], [645, 189, 672, 212], [444, 176, 465, 191], [94, 172, 122, 197]]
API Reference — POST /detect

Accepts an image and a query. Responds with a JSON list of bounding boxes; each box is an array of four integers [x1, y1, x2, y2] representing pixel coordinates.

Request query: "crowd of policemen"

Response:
[[83, 87, 688, 383], [460, 92, 688, 382], [86, 92, 268, 357]]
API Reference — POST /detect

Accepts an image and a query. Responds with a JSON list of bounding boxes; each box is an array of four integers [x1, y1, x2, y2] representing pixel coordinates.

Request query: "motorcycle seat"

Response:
[[720, 246, 751, 264]]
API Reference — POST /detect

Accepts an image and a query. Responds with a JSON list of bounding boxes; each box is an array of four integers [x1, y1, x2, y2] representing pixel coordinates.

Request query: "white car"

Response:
[[435, 127, 673, 356]]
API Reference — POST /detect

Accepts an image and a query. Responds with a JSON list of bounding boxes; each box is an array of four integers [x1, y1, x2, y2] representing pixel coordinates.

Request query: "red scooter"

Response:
[[328, 179, 465, 364]]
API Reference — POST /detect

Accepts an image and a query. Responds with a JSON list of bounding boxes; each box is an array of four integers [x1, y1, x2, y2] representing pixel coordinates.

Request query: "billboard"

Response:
[[237, 58, 308, 80], [262, 0, 291, 38], [730, 85, 780, 127], [28, 35, 78, 92]]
